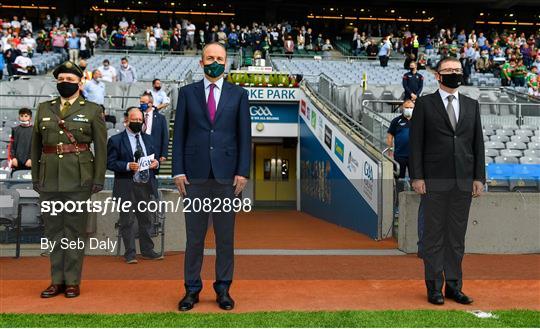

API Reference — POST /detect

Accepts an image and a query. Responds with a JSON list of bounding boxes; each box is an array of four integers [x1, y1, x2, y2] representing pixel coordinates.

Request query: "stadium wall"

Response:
[[398, 191, 540, 254]]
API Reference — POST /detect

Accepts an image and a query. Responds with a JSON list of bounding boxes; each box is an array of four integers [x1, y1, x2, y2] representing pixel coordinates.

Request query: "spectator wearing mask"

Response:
[[51, 31, 66, 55], [10, 108, 33, 171], [500, 58, 515, 86], [149, 79, 170, 110], [83, 70, 106, 107], [170, 29, 184, 53], [351, 27, 361, 57], [67, 31, 80, 62], [475, 50, 491, 73], [477, 32, 486, 48], [79, 59, 92, 83], [98, 59, 117, 82], [87, 28, 97, 56], [512, 58, 527, 87], [139, 93, 169, 163], [321, 39, 333, 59], [13, 50, 33, 75], [118, 57, 137, 83], [402, 62, 423, 101], [284, 35, 295, 59]]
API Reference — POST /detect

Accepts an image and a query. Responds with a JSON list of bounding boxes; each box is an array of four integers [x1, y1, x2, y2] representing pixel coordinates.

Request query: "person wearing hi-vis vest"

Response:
[[31, 61, 107, 298]]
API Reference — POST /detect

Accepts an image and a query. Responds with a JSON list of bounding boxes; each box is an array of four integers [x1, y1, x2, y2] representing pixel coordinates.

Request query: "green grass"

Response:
[[1, 310, 539, 328]]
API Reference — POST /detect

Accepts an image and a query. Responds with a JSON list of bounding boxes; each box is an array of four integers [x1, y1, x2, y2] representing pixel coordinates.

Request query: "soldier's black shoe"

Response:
[[64, 285, 80, 298], [178, 292, 199, 311], [217, 292, 235, 310], [40, 284, 65, 298]]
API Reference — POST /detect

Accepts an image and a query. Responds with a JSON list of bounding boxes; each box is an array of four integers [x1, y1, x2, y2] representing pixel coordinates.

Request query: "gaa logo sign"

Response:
[[363, 161, 373, 181], [250, 106, 273, 117]]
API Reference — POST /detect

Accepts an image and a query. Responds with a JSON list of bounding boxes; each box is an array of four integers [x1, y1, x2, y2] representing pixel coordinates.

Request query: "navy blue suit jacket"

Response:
[[146, 110, 169, 160], [107, 130, 159, 198], [172, 79, 251, 184]]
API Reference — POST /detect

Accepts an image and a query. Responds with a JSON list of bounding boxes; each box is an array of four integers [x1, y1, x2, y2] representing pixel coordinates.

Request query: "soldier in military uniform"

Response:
[[31, 61, 107, 298]]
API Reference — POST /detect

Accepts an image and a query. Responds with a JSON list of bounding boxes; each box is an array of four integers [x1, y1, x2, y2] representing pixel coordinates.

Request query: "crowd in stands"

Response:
[[2, 13, 540, 98]]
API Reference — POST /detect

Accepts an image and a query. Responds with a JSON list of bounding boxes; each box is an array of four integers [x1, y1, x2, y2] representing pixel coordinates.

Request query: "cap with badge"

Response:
[[53, 61, 84, 79]]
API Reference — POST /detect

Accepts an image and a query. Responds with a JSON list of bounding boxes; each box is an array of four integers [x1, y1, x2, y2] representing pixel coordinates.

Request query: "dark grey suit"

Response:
[[409, 90, 485, 293], [107, 130, 159, 259]]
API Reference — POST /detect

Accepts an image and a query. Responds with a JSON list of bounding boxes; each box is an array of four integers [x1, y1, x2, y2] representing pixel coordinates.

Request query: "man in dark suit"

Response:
[[409, 56, 485, 305], [140, 93, 169, 164], [107, 107, 163, 263], [172, 42, 251, 311]]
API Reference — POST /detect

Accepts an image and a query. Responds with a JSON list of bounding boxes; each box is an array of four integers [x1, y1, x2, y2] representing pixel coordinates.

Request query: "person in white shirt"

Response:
[[86, 28, 97, 56], [98, 59, 117, 82], [14, 51, 32, 75], [186, 21, 196, 50], [119, 17, 129, 30], [11, 16, 21, 31], [22, 34, 37, 52], [147, 33, 157, 52], [153, 23, 163, 48], [149, 79, 170, 110]]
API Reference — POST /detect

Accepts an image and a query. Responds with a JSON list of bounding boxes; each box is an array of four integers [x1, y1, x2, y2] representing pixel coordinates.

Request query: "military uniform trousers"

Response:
[[40, 190, 92, 286]]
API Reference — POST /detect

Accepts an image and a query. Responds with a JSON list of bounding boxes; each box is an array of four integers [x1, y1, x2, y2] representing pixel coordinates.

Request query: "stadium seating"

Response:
[[272, 57, 439, 86]]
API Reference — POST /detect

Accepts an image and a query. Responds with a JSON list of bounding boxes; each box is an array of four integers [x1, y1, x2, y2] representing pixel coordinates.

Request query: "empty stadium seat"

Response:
[[510, 135, 529, 143], [515, 129, 534, 137], [500, 149, 523, 158], [485, 149, 499, 157], [520, 157, 540, 164], [494, 156, 519, 164], [496, 129, 514, 136], [490, 135, 509, 143], [524, 149, 540, 157], [485, 141, 505, 150], [528, 142, 540, 150], [506, 141, 527, 150]]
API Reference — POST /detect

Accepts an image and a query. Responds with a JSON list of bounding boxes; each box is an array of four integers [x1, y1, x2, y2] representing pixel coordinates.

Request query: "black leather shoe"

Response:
[[178, 292, 199, 311], [40, 284, 65, 298], [64, 285, 80, 298], [217, 292, 235, 310], [142, 251, 164, 260], [446, 290, 473, 304], [428, 292, 444, 305]]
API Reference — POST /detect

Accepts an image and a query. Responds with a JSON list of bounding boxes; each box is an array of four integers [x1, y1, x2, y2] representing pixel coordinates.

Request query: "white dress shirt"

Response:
[[125, 129, 149, 171], [203, 76, 224, 108], [438, 88, 460, 121]]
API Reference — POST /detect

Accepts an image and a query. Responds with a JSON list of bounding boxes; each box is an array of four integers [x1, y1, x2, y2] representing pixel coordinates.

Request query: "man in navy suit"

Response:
[[107, 107, 163, 264], [139, 93, 169, 163], [172, 42, 251, 311]]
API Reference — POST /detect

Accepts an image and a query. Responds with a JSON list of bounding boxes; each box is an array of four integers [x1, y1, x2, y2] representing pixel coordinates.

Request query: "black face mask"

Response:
[[129, 122, 143, 134], [154, 86, 161, 91], [57, 82, 79, 98], [439, 73, 463, 89], [80, 66, 87, 70]]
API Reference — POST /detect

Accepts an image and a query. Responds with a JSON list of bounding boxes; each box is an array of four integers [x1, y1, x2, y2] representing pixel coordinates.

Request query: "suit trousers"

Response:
[[183, 178, 237, 294], [118, 182, 155, 259], [422, 184, 472, 293], [40, 191, 92, 285]]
